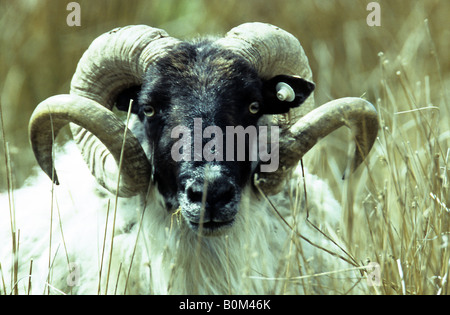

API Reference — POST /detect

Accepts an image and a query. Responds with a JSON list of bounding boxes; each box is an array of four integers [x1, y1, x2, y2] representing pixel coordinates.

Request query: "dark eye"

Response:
[[143, 105, 155, 117], [249, 102, 260, 114]]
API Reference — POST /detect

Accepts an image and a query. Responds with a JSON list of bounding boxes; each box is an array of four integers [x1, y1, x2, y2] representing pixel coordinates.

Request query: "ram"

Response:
[[0, 23, 378, 294]]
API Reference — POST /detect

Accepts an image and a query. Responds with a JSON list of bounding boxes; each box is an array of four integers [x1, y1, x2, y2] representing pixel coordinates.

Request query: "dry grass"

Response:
[[0, 0, 449, 294]]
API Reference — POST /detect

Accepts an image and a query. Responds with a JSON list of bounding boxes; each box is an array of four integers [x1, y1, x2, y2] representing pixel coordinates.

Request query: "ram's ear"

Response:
[[261, 75, 315, 115]]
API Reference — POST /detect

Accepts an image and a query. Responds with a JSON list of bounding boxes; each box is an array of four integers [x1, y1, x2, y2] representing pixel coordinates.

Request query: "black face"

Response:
[[116, 40, 315, 235]]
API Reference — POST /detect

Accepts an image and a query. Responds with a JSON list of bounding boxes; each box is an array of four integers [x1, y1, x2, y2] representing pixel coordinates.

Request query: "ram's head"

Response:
[[29, 23, 379, 235]]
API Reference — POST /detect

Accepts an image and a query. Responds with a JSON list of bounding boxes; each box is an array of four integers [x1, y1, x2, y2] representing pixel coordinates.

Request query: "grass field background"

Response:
[[1, 0, 449, 294]]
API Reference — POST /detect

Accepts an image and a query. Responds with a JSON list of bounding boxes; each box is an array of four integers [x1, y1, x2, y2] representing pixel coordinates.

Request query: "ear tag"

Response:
[[276, 82, 296, 102]]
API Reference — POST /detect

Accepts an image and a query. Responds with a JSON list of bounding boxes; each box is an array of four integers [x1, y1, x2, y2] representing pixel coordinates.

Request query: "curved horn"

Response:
[[216, 22, 315, 118], [217, 23, 379, 195], [256, 97, 379, 195], [29, 25, 180, 196], [29, 94, 151, 196], [70, 25, 180, 108]]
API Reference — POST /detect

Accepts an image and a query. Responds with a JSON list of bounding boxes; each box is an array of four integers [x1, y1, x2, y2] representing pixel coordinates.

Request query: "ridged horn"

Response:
[[29, 25, 180, 197], [29, 94, 151, 196], [217, 23, 378, 195], [256, 97, 379, 195], [216, 22, 315, 118]]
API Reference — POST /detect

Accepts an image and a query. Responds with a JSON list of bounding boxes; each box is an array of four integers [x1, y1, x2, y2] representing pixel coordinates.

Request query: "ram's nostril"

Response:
[[213, 182, 235, 206], [187, 184, 203, 203], [185, 180, 236, 207]]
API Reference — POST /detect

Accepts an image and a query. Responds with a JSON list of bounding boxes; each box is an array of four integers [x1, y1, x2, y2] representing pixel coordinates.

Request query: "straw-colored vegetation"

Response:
[[1, 0, 448, 294]]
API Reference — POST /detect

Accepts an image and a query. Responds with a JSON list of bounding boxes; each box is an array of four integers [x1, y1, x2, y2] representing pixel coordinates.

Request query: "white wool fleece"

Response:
[[0, 141, 362, 295]]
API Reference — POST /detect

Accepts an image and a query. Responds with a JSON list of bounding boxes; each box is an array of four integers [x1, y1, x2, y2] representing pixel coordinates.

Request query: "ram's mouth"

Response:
[[188, 219, 235, 236]]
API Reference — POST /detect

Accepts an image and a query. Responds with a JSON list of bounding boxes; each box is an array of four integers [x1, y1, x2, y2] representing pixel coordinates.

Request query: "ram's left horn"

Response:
[[29, 94, 151, 197]]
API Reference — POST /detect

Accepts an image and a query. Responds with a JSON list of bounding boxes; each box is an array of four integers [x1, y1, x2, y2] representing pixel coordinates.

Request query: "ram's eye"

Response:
[[143, 105, 155, 117], [249, 102, 260, 114]]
